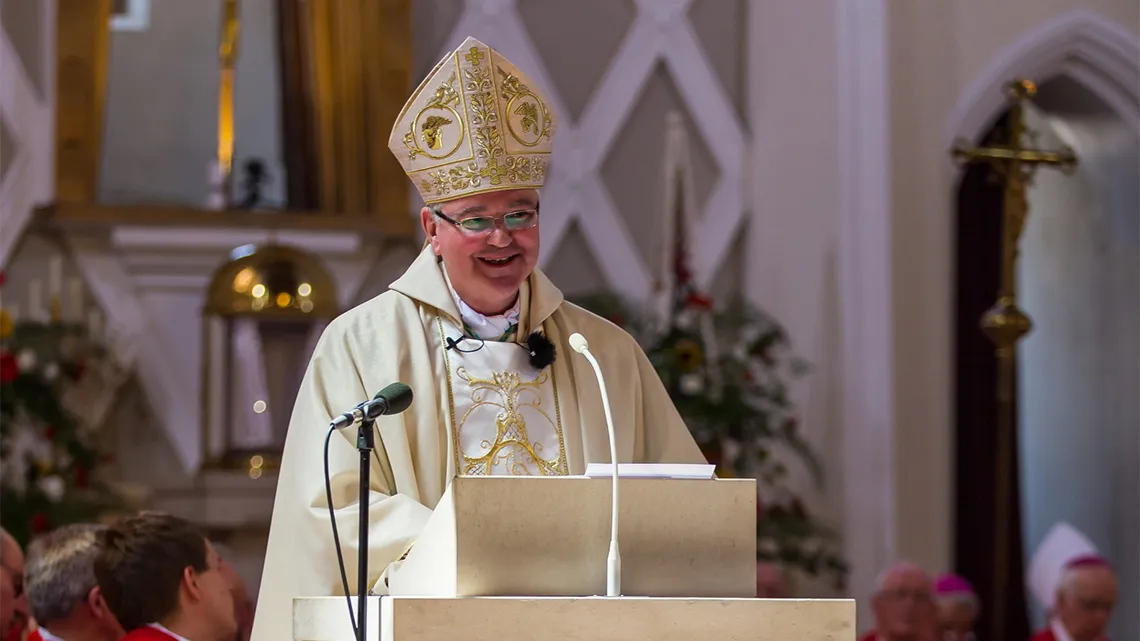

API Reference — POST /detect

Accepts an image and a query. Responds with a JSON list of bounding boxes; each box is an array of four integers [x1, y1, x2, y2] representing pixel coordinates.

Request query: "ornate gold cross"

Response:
[[951, 79, 1077, 349], [949, 79, 1077, 641]]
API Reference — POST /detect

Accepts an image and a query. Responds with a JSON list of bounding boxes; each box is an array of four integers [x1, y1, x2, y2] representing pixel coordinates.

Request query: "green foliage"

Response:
[[571, 292, 849, 591], [0, 316, 125, 546]]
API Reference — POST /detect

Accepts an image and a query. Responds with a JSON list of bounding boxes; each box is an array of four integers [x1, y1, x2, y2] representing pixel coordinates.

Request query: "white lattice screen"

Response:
[[428, 0, 747, 301]]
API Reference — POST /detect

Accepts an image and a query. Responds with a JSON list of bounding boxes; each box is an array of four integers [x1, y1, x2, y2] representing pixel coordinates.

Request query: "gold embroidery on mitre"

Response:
[[454, 366, 568, 477], [403, 72, 463, 160], [388, 37, 557, 205]]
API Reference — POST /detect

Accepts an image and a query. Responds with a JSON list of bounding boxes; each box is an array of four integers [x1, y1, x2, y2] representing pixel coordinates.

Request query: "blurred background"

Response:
[[0, 1, 1136, 639]]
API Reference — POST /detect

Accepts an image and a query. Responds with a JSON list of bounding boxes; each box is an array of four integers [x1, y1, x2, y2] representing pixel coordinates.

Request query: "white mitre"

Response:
[[1026, 521, 1099, 610], [388, 36, 557, 205]]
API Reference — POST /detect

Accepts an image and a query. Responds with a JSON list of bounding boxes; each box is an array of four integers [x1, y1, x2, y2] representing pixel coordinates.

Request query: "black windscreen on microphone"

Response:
[[373, 382, 414, 416]]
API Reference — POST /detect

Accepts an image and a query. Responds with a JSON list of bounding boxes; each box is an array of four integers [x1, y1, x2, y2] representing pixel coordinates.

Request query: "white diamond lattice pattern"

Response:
[[437, 0, 746, 301], [0, 2, 54, 264]]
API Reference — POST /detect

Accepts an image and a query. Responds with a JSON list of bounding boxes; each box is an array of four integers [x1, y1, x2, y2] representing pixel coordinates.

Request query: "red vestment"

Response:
[[1029, 629, 1058, 641], [3, 624, 41, 641]]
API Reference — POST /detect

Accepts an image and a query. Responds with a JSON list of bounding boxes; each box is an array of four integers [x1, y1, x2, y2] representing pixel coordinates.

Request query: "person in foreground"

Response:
[[94, 512, 236, 641], [1, 528, 30, 638], [24, 524, 125, 641], [250, 35, 705, 641], [1030, 556, 1117, 641]]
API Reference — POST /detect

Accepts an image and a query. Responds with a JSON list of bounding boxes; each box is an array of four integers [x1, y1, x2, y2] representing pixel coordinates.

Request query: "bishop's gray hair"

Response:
[[25, 523, 108, 624]]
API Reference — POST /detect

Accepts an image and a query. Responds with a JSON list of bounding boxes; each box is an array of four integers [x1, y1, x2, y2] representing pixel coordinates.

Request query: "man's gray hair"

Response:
[[873, 560, 929, 593], [25, 523, 108, 624]]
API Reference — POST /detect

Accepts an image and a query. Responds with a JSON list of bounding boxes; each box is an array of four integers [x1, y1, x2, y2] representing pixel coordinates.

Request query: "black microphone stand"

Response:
[[356, 415, 376, 641]]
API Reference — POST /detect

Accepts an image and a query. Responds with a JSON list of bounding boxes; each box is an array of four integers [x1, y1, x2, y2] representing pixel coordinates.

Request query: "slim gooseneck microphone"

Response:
[[568, 332, 621, 597], [323, 382, 414, 641]]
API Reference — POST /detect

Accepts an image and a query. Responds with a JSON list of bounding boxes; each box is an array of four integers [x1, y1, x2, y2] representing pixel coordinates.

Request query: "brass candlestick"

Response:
[[216, 0, 241, 201], [950, 79, 1077, 641]]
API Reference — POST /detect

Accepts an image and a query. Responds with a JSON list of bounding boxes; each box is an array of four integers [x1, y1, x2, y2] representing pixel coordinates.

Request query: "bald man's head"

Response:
[[1055, 561, 1116, 641], [871, 562, 934, 641]]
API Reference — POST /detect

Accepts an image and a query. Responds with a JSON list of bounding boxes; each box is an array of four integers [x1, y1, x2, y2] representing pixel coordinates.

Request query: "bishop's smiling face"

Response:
[[422, 188, 541, 316]]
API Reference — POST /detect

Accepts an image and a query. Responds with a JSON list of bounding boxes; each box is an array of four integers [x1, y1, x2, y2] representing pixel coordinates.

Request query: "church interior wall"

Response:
[[887, 0, 1140, 619], [1, 0, 1138, 627], [1018, 95, 1139, 640]]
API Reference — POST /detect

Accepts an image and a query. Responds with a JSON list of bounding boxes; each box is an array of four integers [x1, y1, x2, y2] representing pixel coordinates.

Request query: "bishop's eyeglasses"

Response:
[[434, 208, 539, 235]]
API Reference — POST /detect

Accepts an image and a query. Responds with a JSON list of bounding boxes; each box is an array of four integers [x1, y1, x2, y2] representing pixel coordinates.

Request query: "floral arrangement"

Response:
[[571, 282, 849, 590], [0, 271, 127, 545]]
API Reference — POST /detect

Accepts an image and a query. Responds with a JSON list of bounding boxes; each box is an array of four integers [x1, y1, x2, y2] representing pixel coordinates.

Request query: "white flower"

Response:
[[0, 449, 29, 495], [38, 475, 66, 502], [43, 362, 60, 381], [759, 537, 779, 554], [801, 538, 820, 555], [17, 348, 36, 372], [679, 373, 705, 394], [675, 310, 696, 330]]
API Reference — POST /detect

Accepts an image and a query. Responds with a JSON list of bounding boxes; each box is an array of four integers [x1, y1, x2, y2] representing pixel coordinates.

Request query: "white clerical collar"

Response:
[[1051, 619, 1075, 641], [147, 623, 193, 641], [38, 627, 65, 641], [441, 264, 520, 340]]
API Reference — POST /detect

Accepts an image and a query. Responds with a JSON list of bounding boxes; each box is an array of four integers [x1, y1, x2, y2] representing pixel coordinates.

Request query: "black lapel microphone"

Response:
[[444, 331, 556, 370]]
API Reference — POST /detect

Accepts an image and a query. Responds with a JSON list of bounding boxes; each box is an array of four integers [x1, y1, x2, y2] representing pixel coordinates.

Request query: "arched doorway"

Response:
[[953, 74, 1140, 641]]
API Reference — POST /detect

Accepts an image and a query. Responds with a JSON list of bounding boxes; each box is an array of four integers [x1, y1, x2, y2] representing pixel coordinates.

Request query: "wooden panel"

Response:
[[55, 0, 112, 203], [305, 0, 412, 234]]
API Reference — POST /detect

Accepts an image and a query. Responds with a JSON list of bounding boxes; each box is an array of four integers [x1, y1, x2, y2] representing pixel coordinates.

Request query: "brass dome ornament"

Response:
[[204, 244, 339, 318], [200, 244, 340, 473]]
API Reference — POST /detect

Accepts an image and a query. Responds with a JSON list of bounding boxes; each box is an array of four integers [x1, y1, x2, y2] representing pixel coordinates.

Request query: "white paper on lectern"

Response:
[[583, 463, 716, 479]]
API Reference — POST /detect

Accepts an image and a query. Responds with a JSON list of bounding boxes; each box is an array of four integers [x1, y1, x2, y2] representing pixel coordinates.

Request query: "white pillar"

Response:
[[835, 0, 895, 619]]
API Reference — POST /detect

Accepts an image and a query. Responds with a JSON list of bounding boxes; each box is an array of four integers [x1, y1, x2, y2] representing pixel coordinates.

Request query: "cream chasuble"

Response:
[[250, 247, 706, 641]]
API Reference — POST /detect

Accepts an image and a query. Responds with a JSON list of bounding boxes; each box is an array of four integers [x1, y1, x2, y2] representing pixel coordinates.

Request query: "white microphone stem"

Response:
[[579, 347, 621, 597]]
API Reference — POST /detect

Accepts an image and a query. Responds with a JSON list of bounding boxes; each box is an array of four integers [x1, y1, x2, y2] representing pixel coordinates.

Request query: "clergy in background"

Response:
[[250, 36, 705, 641], [1027, 523, 1118, 641], [933, 573, 979, 641]]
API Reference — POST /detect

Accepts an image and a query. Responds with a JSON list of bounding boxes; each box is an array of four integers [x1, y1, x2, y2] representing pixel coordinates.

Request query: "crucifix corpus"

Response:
[[950, 79, 1077, 641]]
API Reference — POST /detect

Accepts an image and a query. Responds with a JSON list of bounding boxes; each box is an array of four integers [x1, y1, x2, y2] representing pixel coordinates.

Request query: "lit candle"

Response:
[[48, 256, 62, 299], [69, 278, 83, 322], [28, 279, 42, 321]]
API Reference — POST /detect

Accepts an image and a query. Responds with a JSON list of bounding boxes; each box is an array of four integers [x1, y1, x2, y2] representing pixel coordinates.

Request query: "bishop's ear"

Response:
[[420, 207, 439, 248]]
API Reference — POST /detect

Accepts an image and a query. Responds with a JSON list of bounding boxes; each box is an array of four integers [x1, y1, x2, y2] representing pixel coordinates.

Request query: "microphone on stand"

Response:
[[323, 382, 414, 641], [568, 332, 621, 597]]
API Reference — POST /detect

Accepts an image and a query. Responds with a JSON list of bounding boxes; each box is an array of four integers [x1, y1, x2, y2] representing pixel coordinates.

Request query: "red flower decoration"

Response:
[[0, 352, 18, 383], [685, 292, 714, 311], [30, 512, 49, 534]]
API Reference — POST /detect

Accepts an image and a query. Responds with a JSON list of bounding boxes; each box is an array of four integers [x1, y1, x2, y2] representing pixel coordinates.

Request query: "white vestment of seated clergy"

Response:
[[248, 246, 706, 641]]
